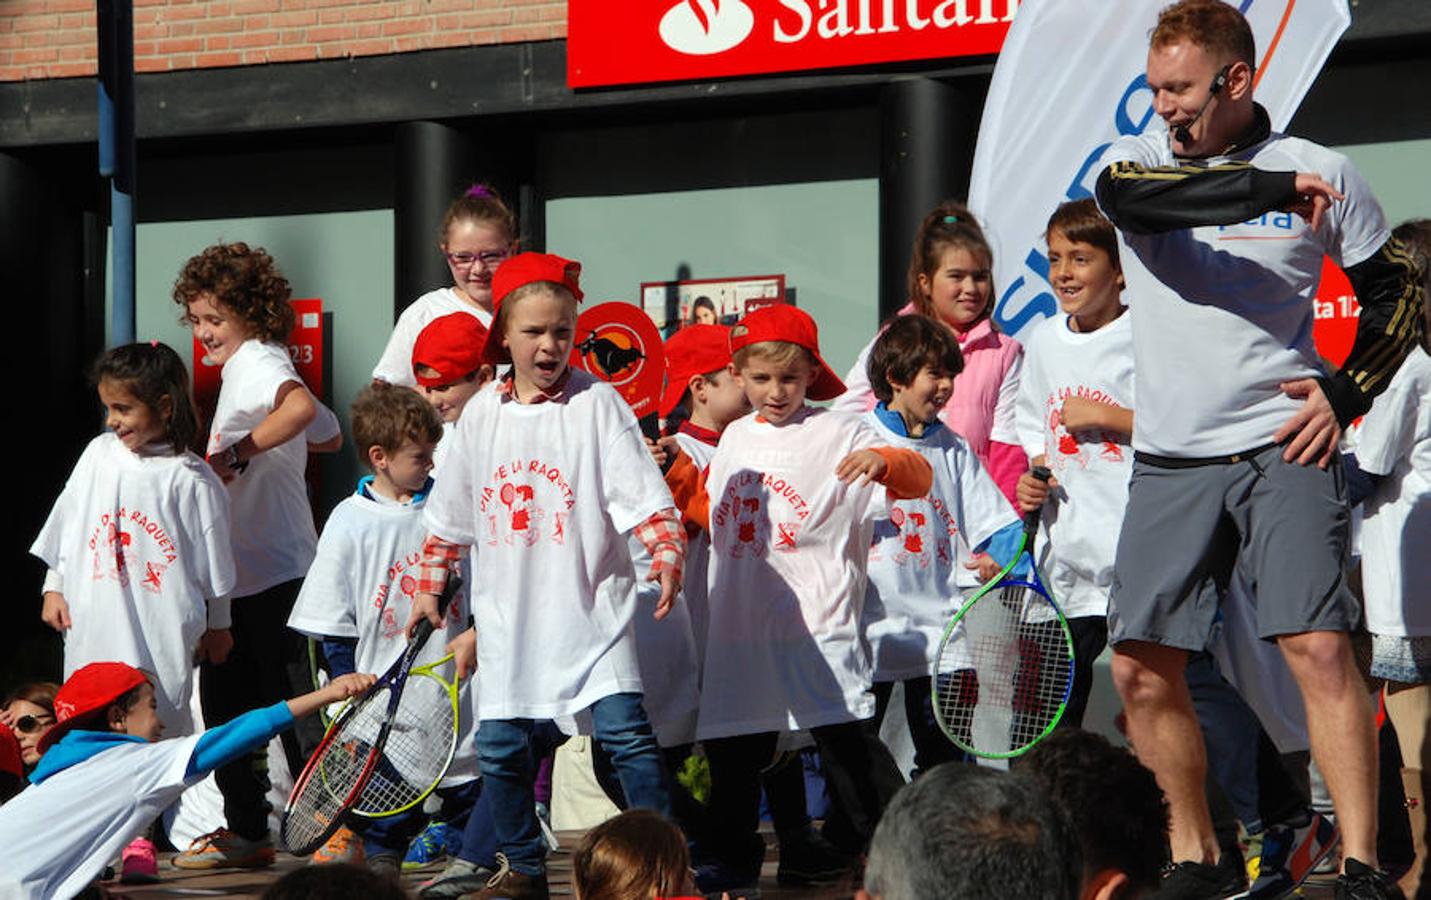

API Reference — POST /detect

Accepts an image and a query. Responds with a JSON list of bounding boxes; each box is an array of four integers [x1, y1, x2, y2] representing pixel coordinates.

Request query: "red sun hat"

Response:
[[412, 313, 491, 387], [483, 252, 585, 364], [728, 305, 846, 401], [39, 662, 149, 754], [0, 723, 22, 781], [659, 324, 733, 418]]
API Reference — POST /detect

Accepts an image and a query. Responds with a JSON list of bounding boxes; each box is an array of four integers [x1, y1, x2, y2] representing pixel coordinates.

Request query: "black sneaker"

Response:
[[1150, 853, 1247, 900], [1335, 858, 1405, 900], [776, 826, 856, 887]]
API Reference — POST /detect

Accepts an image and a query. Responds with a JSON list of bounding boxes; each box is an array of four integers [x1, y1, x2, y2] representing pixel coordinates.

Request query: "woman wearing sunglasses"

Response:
[[1, 683, 59, 771]]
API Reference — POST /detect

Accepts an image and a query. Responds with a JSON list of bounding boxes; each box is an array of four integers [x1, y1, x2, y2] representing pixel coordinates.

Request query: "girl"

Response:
[[834, 202, 1028, 502], [372, 183, 519, 387], [572, 809, 699, 900], [170, 243, 343, 870]]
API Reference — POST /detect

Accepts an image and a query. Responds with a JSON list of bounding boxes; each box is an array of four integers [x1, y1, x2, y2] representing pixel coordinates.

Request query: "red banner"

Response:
[[567, 0, 1017, 89]]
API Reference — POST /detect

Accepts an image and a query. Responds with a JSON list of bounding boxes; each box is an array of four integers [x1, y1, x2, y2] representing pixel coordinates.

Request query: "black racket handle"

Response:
[[638, 413, 661, 442], [411, 574, 463, 650], [1022, 466, 1052, 534]]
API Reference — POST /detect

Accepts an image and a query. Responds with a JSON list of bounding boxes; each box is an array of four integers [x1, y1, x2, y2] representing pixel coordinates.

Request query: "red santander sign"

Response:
[[568, 0, 1019, 89]]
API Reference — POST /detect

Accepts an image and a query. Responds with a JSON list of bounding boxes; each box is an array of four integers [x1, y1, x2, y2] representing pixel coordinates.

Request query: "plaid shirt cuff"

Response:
[[634, 508, 686, 582], [418, 535, 465, 596]]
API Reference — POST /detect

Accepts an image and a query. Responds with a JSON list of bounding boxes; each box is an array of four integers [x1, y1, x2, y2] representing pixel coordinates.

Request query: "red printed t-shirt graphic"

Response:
[[713, 469, 811, 558], [480, 458, 578, 549], [88, 507, 178, 594]]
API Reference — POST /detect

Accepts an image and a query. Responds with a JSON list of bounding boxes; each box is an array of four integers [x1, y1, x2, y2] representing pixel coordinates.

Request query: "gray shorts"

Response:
[[1108, 443, 1359, 650]]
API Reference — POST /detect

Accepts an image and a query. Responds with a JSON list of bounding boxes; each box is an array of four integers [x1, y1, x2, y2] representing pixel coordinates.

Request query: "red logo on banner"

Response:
[[568, 0, 1018, 88], [1312, 256, 1358, 368]]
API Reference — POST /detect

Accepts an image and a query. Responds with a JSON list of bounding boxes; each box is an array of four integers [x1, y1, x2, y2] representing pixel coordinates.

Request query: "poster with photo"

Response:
[[640, 274, 787, 336]]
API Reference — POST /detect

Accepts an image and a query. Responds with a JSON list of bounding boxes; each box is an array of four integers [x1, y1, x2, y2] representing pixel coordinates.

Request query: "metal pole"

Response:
[[98, 0, 136, 345]]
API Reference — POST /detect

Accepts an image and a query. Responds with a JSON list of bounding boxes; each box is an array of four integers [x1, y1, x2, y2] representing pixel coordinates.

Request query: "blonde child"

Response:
[[1013, 199, 1133, 728], [660, 304, 932, 894], [408, 252, 683, 900], [0, 662, 372, 899], [171, 243, 343, 869], [411, 312, 496, 473], [29, 342, 237, 881], [835, 202, 1028, 502], [860, 315, 1020, 772], [373, 184, 518, 387]]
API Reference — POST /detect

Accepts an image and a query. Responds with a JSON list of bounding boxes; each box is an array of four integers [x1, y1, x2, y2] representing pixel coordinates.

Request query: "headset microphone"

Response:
[[1173, 65, 1230, 145]]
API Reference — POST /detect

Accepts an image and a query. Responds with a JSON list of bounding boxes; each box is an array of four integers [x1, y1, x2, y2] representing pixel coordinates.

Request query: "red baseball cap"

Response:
[[728, 305, 845, 401], [660, 324, 733, 418], [412, 313, 490, 387], [0, 723, 21, 781], [483, 252, 585, 364], [39, 662, 149, 754]]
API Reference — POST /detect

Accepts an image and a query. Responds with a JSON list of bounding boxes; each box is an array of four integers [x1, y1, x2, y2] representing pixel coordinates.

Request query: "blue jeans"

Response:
[[475, 693, 671, 875]]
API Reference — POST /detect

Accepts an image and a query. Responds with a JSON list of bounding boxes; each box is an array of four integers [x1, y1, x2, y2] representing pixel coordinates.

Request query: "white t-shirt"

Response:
[[424, 370, 675, 721], [672, 429, 718, 671], [209, 339, 333, 597], [1355, 346, 1431, 637], [30, 434, 235, 735], [1102, 131, 1390, 456], [862, 412, 1017, 682], [0, 735, 201, 900], [372, 288, 493, 387], [698, 406, 888, 739], [1015, 311, 1136, 619], [288, 486, 479, 782], [627, 535, 700, 747]]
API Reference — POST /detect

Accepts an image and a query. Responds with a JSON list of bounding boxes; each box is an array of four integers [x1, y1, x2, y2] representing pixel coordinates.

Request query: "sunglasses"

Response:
[[13, 714, 54, 734], [444, 250, 508, 269]]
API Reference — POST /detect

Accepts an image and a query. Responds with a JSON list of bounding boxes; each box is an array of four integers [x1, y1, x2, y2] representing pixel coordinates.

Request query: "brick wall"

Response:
[[0, 0, 567, 82]]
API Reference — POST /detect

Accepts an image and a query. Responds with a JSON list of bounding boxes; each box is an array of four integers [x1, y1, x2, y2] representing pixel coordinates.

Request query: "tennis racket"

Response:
[[931, 466, 1075, 759], [280, 575, 462, 855]]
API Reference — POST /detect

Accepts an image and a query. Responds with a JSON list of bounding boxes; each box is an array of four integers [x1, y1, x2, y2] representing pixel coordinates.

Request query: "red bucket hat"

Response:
[[659, 324, 733, 418], [39, 662, 149, 754], [483, 252, 584, 365], [728, 305, 845, 401], [412, 313, 490, 387]]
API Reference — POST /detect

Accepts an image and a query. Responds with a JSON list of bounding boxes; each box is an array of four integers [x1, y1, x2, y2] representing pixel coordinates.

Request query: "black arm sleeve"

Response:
[[1318, 237, 1426, 427], [1096, 161, 1299, 235]]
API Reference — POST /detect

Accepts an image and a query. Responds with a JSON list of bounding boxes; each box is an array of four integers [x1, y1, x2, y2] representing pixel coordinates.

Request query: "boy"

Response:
[[0, 661, 372, 899], [1014, 198, 1132, 729], [408, 252, 683, 900], [287, 383, 480, 874], [411, 312, 496, 472], [860, 314, 1020, 773], [660, 304, 932, 893]]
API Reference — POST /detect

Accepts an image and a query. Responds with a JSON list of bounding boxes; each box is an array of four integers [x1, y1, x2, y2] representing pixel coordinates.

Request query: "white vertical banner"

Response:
[[969, 0, 1350, 340]]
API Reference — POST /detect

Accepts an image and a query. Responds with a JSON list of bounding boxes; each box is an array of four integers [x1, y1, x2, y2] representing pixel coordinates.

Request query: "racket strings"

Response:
[[282, 687, 391, 853], [352, 674, 457, 816]]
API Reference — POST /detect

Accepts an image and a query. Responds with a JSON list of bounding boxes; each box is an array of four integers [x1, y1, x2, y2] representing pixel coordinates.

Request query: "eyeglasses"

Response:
[[13, 714, 54, 734], [444, 250, 508, 269]]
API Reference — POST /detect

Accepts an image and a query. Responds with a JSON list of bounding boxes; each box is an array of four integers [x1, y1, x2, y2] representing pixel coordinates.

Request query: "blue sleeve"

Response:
[[188, 702, 295, 777], [974, 521, 1030, 578], [322, 637, 358, 678], [1343, 452, 1384, 509]]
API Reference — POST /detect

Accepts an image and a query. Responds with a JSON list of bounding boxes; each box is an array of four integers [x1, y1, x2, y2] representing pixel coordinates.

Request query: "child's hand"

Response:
[[449, 629, 478, 680], [963, 553, 1004, 583], [1016, 470, 1058, 513], [1059, 397, 1104, 432], [645, 435, 668, 469], [651, 567, 681, 621], [835, 449, 887, 485], [41, 591, 71, 632], [405, 591, 444, 639], [322, 673, 376, 704], [197, 628, 234, 665]]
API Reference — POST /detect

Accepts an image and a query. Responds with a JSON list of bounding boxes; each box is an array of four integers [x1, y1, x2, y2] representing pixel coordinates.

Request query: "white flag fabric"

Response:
[[969, 0, 1351, 340]]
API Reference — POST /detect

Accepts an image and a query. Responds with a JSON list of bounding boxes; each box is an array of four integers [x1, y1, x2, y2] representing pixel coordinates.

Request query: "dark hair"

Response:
[[350, 382, 443, 465], [864, 763, 1082, 900], [260, 863, 408, 900], [91, 342, 203, 454], [1015, 729, 1170, 895], [574, 809, 692, 900], [1152, 0, 1256, 67], [867, 315, 965, 404], [908, 201, 997, 323], [440, 183, 519, 247], [1047, 199, 1122, 270], [173, 242, 295, 343], [2, 682, 59, 714]]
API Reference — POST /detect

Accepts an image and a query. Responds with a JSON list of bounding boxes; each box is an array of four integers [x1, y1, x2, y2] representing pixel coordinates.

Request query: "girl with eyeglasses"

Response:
[[372, 184, 520, 387]]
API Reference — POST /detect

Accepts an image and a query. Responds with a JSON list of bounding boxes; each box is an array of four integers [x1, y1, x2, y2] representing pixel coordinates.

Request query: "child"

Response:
[[411, 312, 496, 472], [0, 662, 373, 899], [408, 252, 683, 900], [171, 243, 343, 869], [572, 809, 697, 900], [660, 304, 932, 893], [373, 184, 518, 387], [287, 382, 482, 872], [29, 342, 238, 880], [835, 202, 1028, 502], [1013, 199, 1133, 728], [860, 314, 1021, 773]]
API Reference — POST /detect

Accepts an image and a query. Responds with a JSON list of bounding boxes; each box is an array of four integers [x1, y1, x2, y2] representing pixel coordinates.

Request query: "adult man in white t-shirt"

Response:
[[1093, 3, 1425, 898]]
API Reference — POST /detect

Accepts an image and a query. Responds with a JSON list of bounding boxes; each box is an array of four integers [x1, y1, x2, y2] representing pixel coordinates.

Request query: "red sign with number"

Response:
[[191, 297, 325, 417], [567, 0, 1017, 89], [1312, 256, 1358, 368]]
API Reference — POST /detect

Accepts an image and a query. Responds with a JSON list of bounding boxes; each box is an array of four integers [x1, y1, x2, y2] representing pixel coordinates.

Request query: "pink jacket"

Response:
[[833, 306, 1027, 503]]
